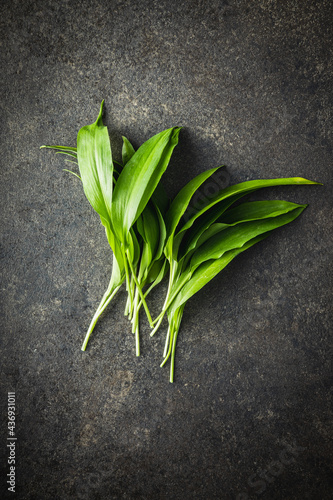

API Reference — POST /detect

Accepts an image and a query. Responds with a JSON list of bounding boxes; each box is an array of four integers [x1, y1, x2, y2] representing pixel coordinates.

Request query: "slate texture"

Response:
[[0, 1, 332, 499]]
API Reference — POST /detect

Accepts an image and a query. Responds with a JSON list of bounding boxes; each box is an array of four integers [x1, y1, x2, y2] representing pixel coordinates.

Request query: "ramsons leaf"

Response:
[[164, 167, 221, 256], [190, 205, 306, 271], [77, 100, 114, 228], [167, 233, 270, 320], [178, 177, 320, 236], [111, 127, 181, 244]]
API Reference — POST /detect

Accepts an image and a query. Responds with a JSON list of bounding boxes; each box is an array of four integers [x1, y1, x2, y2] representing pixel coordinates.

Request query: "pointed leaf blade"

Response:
[[178, 177, 320, 236], [122, 136, 136, 165], [190, 205, 306, 271], [77, 100, 114, 226], [168, 233, 271, 317], [164, 167, 221, 247], [111, 127, 181, 243]]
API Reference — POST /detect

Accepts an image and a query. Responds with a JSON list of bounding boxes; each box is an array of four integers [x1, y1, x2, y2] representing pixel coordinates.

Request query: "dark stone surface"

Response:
[[1, 0, 332, 499]]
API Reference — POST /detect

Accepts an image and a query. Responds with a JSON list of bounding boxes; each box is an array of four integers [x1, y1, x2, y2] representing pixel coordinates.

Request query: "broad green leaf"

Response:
[[122, 136, 135, 165], [111, 127, 181, 244], [181, 199, 303, 264], [175, 189, 257, 260], [168, 233, 271, 317], [220, 200, 303, 224], [137, 202, 159, 253], [137, 203, 166, 282], [192, 223, 229, 250], [190, 205, 306, 271], [77, 100, 114, 228], [123, 137, 167, 266], [164, 167, 221, 253], [178, 177, 320, 236], [123, 136, 170, 216]]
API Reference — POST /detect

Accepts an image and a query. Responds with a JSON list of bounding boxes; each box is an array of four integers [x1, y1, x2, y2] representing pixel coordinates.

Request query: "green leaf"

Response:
[[55, 151, 78, 159], [122, 136, 136, 165], [190, 205, 306, 271], [152, 203, 167, 262], [176, 189, 257, 261], [178, 177, 320, 236], [122, 136, 170, 216], [40, 145, 77, 153], [164, 167, 221, 254], [136, 202, 160, 281], [168, 233, 271, 318], [77, 100, 114, 228], [192, 223, 229, 250], [129, 227, 142, 269], [105, 225, 125, 274], [111, 127, 181, 244], [180, 200, 302, 266], [220, 200, 304, 224], [145, 258, 168, 286], [137, 202, 159, 252]]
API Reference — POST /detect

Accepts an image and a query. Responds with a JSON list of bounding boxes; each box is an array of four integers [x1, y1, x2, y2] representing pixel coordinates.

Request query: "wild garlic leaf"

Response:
[[152, 203, 167, 262], [122, 136, 136, 165], [175, 189, 257, 261], [77, 100, 114, 228], [111, 127, 181, 244], [122, 136, 170, 215], [127, 228, 141, 268], [167, 233, 270, 318], [220, 200, 304, 224], [190, 205, 306, 272], [40, 145, 77, 153], [138, 202, 160, 256], [178, 177, 320, 236], [55, 151, 78, 159], [164, 167, 221, 255], [180, 200, 303, 267], [145, 258, 168, 286], [104, 225, 125, 276], [136, 202, 160, 281], [190, 223, 229, 251]]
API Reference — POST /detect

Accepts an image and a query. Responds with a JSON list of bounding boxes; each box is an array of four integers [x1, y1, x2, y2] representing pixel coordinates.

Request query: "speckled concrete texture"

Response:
[[1, 0, 332, 499]]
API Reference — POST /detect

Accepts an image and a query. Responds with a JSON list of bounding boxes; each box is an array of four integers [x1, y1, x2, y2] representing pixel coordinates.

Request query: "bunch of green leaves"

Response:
[[42, 101, 320, 382], [149, 174, 319, 381], [41, 101, 180, 356]]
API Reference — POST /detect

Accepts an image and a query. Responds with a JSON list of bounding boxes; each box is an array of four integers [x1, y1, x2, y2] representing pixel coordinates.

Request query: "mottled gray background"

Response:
[[1, 0, 332, 499]]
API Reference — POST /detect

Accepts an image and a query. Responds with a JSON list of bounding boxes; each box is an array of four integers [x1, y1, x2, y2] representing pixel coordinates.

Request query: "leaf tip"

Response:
[[298, 177, 323, 186], [307, 180, 323, 186], [96, 100, 105, 126]]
